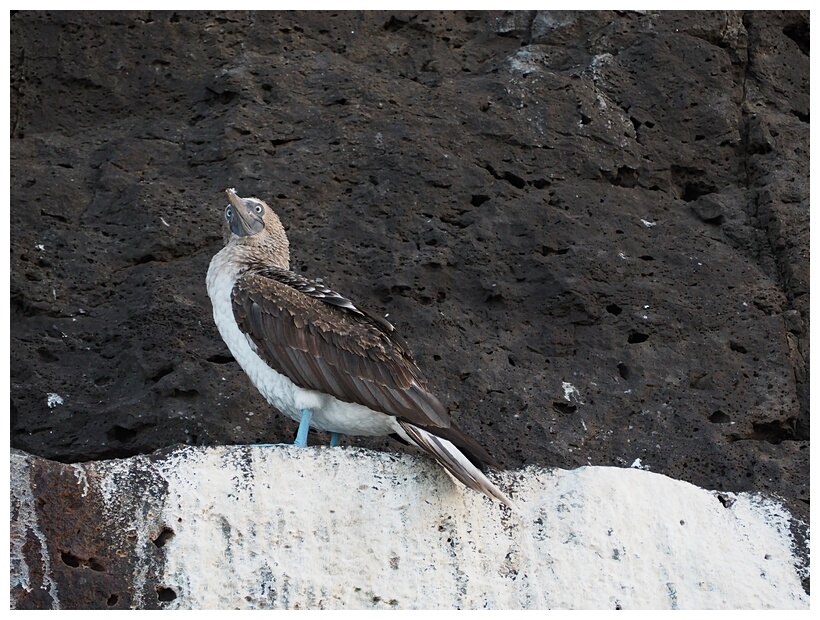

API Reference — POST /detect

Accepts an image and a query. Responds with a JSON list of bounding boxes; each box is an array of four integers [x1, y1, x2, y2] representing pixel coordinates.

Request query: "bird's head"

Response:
[[222, 188, 290, 267]]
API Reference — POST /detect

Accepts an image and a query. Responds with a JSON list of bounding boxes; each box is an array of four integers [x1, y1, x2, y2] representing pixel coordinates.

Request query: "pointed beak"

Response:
[[226, 187, 241, 204], [225, 188, 264, 237]]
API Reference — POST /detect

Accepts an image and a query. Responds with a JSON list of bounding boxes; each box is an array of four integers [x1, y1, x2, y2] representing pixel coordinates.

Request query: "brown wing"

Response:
[[231, 270, 451, 429]]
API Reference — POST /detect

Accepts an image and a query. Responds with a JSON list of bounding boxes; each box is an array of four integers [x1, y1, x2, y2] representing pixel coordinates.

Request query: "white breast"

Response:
[[206, 248, 398, 437]]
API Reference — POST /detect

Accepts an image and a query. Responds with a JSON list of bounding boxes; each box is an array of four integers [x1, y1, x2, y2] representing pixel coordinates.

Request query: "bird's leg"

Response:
[[293, 409, 312, 447], [251, 410, 314, 448], [329, 433, 342, 447]]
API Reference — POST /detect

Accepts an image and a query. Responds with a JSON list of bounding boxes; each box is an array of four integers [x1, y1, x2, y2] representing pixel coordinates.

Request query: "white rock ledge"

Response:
[[11, 445, 809, 609]]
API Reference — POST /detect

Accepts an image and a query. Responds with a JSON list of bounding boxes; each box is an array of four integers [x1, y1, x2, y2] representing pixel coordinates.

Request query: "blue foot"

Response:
[[330, 433, 342, 447], [294, 409, 312, 447]]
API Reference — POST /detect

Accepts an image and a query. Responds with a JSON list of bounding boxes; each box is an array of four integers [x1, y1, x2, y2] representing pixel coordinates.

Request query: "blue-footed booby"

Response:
[[206, 188, 511, 506]]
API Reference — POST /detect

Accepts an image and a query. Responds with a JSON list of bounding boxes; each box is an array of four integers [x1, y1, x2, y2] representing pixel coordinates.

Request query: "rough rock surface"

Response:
[[9, 10, 809, 607], [9, 447, 809, 610]]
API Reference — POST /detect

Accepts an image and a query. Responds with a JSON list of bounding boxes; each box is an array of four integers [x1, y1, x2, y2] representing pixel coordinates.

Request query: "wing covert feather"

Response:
[[232, 271, 450, 429]]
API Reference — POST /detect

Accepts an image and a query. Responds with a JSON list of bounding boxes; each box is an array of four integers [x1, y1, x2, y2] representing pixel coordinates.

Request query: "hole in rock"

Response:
[[627, 331, 649, 344], [552, 401, 577, 414], [152, 527, 175, 548]]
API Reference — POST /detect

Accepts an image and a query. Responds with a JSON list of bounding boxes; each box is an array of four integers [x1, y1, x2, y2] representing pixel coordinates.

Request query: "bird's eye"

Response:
[[254, 204, 264, 214], [225, 206, 232, 220]]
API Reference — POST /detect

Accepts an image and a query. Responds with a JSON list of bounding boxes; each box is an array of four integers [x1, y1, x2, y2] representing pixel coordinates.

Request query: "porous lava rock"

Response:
[[10, 11, 809, 594]]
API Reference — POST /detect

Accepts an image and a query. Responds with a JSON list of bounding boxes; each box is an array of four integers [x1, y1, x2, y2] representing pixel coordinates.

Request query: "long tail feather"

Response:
[[397, 421, 514, 508]]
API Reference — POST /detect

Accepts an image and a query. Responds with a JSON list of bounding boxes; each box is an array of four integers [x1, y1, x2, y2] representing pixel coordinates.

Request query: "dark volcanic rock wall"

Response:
[[10, 9, 808, 528]]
